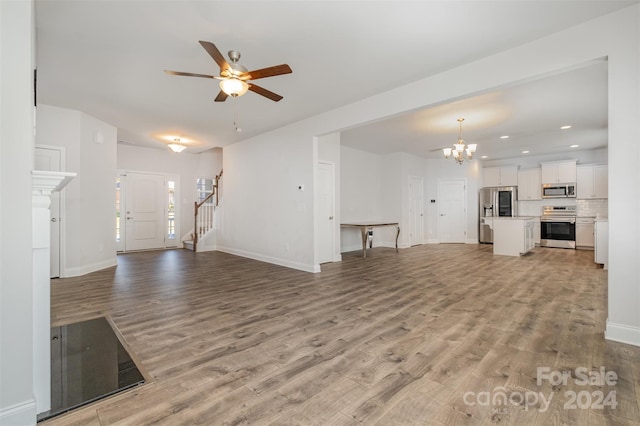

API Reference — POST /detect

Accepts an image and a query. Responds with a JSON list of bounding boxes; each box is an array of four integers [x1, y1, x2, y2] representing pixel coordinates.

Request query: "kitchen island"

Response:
[[481, 216, 536, 256]]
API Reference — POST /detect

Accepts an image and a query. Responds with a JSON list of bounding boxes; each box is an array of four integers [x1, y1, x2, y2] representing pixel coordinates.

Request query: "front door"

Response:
[[438, 179, 467, 243], [317, 162, 335, 263], [35, 145, 63, 278], [124, 172, 166, 251]]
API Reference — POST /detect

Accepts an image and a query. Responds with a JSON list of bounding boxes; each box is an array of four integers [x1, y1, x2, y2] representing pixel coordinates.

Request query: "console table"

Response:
[[340, 222, 400, 259]]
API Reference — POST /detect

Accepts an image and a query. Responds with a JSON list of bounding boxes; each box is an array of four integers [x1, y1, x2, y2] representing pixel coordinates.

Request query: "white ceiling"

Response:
[[35, 1, 634, 157]]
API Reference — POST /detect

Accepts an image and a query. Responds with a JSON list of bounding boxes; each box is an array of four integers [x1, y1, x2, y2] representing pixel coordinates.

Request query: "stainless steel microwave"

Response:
[[542, 183, 576, 198]]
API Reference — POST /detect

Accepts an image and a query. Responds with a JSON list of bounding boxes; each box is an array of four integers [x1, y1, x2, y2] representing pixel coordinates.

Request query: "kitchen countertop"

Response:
[[483, 216, 536, 221]]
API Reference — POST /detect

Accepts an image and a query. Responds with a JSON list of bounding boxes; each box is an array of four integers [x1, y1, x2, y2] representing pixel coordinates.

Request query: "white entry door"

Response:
[[438, 179, 467, 243], [317, 162, 335, 263], [35, 145, 63, 278], [409, 176, 424, 246], [124, 172, 166, 251]]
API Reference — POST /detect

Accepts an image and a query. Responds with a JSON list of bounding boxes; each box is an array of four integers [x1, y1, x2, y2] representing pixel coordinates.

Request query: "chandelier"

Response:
[[443, 118, 477, 165]]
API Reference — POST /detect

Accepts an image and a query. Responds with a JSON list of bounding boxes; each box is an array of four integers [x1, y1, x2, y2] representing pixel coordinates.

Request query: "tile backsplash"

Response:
[[518, 198, 608, 218], [575, 199, 608, 218]]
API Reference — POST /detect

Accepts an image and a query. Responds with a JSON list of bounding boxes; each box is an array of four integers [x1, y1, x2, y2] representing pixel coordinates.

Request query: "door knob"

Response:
[[329, 216, 334, 220], [51, 218, 57, 222]]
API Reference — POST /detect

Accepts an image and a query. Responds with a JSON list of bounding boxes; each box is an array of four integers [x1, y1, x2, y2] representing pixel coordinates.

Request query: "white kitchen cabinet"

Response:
[[533, 217, 541, 245], [483, 166, 518, 187], [517, 168, 542, 200], [541, 160, 577, 184], [577, 164, 608, 199], [594, 219, 608, 269], [576, 217, 595, 249], [489, 217, 536, 256]]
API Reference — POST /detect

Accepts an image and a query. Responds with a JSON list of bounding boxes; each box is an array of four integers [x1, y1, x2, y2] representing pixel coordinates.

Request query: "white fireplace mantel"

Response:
[[32, 169, 76, 414], [32, 170, 76, 196]]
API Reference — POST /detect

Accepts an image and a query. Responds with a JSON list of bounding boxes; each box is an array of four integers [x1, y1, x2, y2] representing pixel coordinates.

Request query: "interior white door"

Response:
[[35, 145, 62, 278], [317, 162, 335, 263], [409, 176, 424, 246], [438, 179, 467, 243], [124, 172, 166, 251]]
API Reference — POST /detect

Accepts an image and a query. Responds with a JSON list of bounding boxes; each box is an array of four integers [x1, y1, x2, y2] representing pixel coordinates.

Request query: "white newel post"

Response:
[[31, 170, 76, 414]]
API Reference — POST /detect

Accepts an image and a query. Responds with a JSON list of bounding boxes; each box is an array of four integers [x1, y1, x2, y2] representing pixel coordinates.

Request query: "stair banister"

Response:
[[192, 169, 222, 251]]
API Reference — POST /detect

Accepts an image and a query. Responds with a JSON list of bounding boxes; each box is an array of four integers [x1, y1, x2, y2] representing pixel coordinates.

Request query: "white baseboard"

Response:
[[62, 257, 117, 278], [466, 239, 479, 244], [605, 320, 640, 347], [426, 239, 439, 244], [0, 399, 36, 425], [215, 246, 319, 273]]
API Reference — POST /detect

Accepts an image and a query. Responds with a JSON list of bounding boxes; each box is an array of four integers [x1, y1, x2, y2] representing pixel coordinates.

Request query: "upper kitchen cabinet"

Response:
[[517, 168, 542, 200], [483, 166, 518, 187], [577, 164, 608, 199], [541, 160, 577, 184]]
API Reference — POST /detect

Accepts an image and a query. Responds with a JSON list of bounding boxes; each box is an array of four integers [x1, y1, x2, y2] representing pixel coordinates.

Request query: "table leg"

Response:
[[360, 227, 367, 259], [395, 226, 400, 252]]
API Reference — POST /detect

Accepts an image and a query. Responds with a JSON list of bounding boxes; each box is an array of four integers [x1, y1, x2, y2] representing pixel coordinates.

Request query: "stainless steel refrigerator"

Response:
[[479, 186, 518, 243]]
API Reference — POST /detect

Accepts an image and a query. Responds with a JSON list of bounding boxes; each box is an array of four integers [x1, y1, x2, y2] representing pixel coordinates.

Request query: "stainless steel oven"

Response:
[[540, 205, 576, 249]]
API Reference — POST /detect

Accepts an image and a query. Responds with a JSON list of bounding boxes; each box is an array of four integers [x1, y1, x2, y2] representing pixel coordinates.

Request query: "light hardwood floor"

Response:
[[44, 244, 640, 425]]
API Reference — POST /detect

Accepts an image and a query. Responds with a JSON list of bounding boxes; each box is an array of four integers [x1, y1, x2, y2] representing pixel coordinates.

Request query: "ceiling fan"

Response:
[[165, 41, 292, 102]]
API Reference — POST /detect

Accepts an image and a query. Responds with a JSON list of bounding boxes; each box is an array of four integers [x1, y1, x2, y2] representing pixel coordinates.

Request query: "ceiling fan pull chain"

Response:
[[233, 98, 242, 133]]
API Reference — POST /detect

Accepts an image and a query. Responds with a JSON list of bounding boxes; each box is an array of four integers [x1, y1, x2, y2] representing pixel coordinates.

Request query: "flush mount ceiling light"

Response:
[[560, 125, 572, 130], [168, 138, 186, 153], [443, 118, 477, 165]]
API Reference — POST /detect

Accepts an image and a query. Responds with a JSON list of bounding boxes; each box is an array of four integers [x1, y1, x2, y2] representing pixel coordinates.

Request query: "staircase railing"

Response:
[[193, 170, 223, 251]]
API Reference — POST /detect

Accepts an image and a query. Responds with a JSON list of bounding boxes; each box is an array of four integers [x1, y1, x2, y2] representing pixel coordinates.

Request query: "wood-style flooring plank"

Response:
[[41, 245, 640, 425]]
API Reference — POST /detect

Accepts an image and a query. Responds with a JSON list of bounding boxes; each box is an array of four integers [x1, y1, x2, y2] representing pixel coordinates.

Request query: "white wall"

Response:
[[340, 146, 384, 222], [36, 104, 118, 277], [0, 0, 37, 423], [339, 146, 386, 252], [218, 129, 316, 272], [117, 144, 222, 243], [224, 5, 639, 344]]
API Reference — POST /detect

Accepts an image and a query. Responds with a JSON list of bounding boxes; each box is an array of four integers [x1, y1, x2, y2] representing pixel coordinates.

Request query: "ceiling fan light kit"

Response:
[[219, 78, 249, 97], [443, 118, 476, 165]]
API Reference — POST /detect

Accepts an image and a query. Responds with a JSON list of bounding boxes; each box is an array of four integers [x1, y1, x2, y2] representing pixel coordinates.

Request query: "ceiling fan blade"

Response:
[[164, 70, 216, 79], [214, 90, 229, 102], [199, 41, 229, 71], [247, 64, 293, 80], [248, 84, 283, 102]]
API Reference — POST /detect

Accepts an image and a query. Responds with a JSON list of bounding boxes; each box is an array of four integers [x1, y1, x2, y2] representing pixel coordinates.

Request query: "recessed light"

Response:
[[522, 150, 530, 154], [560, 125, 572, 130], [500, 135, 509, 139], [570, 144, 579, 148], [481, 155, 488, 159]]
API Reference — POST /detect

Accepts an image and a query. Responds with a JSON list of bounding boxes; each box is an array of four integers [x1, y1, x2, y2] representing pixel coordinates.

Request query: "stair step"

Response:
[[183, 240, 195, 251]]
